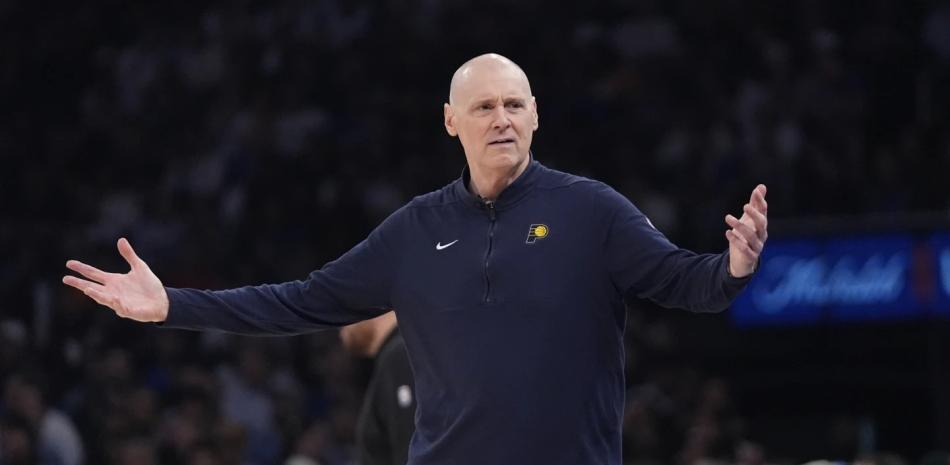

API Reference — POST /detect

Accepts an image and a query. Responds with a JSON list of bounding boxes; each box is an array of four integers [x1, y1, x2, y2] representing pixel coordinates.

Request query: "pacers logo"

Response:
[[525, 224, 550, 244]]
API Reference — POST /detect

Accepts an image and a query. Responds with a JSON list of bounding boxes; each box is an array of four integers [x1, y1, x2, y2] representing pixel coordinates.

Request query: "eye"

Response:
[[478, 103, 494, 111], [505, 101, 525, 109]]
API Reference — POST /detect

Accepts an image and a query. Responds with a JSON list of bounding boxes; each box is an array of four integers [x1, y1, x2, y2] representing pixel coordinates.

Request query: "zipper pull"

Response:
[[485, 200, 496, 221]]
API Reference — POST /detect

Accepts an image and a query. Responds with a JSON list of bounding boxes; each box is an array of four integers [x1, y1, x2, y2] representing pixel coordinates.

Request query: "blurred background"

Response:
[[2, 0, 950, 464]]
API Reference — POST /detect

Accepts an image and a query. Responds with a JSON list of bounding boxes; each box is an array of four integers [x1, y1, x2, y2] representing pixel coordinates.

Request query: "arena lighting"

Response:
[[731, 234, 950, 327]]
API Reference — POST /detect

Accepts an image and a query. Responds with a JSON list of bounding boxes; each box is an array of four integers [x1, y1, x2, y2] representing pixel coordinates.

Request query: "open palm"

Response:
[[63, 238, 169, 322]]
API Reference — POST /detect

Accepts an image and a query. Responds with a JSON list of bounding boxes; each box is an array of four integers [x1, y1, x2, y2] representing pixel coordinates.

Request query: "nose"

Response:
[[490, 105, 511, 131]]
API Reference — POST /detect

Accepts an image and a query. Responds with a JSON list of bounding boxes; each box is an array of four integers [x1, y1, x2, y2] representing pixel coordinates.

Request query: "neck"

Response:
[[468, 155, 531, 201]]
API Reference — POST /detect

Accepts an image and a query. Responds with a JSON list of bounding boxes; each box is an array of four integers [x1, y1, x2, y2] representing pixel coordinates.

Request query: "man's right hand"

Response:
[[63, 238, 169, 322]]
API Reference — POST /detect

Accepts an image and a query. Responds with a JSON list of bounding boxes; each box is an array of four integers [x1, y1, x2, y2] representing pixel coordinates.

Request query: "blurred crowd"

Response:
[[2, 0, 950, 464]]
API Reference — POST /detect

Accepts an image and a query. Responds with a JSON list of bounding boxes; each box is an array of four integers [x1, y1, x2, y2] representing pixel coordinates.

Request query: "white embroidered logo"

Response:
[[397, 385, 413, 408], [436, 240, 459, 250]]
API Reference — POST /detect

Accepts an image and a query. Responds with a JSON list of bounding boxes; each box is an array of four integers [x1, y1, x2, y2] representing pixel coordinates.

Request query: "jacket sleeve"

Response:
[[159, 207, 404, 335], [594, 183, 750, 313]]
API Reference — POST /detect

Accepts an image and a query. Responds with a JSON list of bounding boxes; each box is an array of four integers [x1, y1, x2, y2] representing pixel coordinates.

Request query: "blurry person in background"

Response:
[[284, 421, 332, 465], [0, 414, 37, 465], [70, 347, 135, 463], [340, 311, 415, 465], [186, 442, 224, 465], [734, 440, 773, 465], [216, 344, 285, 465], [157, 387, 218, 464], [110, 437, 159, 465], [213, 420, 252, 465], [3, 372, 85, 465], [0, 320, 28, 383], [854, 452, 909, 465]]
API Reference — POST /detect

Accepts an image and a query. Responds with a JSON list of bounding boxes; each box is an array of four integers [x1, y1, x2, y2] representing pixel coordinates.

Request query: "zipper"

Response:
[[483, 200, 496, 303]]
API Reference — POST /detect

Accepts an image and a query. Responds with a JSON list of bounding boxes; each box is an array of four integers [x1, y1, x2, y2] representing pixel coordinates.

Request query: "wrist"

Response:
[[158, 287, 170, 322], [728, 258, 758, 279], [728, 262, 748, 279]]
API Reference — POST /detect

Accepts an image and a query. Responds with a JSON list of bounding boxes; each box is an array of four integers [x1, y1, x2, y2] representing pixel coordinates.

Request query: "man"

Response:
[[3, 372, 86, 465], [340, 312, 415, 465], [0, 413, 37, 465], [63, 53, 769, 465]]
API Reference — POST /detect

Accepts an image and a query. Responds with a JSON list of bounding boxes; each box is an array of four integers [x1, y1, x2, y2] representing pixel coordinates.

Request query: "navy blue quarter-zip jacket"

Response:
[[162, 159, 751, 465]]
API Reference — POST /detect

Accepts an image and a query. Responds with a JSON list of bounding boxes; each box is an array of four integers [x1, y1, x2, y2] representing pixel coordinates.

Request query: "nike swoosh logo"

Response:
[[436, 240, 459, 250]]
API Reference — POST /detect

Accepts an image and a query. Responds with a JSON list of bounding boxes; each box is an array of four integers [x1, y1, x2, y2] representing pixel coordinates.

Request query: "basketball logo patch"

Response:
[[525, 224, 549, 244]]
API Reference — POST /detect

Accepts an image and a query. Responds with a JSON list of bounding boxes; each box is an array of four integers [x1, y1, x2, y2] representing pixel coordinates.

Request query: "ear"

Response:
[[443, 103, 458, 137], [531, 97, 539, 131]]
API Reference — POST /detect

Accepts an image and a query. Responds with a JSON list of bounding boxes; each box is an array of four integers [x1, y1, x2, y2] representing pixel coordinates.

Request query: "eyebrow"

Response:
[[469, 96, 527, 108]]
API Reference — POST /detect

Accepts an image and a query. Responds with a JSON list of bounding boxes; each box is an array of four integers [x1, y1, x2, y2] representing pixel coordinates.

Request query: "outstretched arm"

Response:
[[63, 237, 391, 334], [63, 238, 169, 322], [598, 183, 768, 312], [64, 208, 402, 335]]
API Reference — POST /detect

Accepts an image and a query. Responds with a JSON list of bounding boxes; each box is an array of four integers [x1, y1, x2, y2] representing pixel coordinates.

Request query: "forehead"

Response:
[[454, 65, 532, 103]]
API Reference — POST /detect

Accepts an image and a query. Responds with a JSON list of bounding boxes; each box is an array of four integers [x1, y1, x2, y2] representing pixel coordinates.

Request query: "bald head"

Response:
[[448, 53, 533, 106], [443, 53, 538, 192]]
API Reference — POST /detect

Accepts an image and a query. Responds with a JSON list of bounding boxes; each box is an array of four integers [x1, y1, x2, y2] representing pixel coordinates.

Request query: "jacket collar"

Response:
[[453, 154, 541, 211]]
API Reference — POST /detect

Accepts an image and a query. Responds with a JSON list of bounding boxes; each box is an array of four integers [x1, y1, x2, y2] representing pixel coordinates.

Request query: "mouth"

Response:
[[488, 138, 516, 146]]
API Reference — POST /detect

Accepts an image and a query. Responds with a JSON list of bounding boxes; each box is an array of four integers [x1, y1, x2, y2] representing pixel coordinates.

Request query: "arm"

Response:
[[161, 228, 394, 335], [64, 210, 403, 335], [597, 184, 768, 312]]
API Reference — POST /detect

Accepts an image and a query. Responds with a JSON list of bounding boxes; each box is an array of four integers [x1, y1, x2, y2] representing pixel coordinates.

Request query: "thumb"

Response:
[[117, 237, 144, 270]]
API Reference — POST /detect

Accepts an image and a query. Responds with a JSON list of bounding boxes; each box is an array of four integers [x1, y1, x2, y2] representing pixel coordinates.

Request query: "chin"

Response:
[[484, 150, 526, 170]]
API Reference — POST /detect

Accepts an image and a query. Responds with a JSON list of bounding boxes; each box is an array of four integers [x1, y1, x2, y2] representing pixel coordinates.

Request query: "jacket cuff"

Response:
[[722, 250, 754, 291], [155, 287, 192, 329]]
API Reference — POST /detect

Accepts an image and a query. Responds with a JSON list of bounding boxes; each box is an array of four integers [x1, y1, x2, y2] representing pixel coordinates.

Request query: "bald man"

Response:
[[64, 53, 769, 465]]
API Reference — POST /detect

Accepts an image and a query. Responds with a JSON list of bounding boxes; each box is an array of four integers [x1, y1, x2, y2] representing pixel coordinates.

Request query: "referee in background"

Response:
[[341, 312, 415, 465]]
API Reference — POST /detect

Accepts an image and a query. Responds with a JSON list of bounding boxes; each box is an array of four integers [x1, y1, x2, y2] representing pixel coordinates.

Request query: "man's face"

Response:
[[444, 61, 539, 173]]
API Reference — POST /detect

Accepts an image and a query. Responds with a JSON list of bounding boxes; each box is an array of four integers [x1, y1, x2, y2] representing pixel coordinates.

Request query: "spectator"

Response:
[[3, 372, 85, 465]]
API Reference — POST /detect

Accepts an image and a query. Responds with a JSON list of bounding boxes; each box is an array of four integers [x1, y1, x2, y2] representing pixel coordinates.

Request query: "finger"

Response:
[[735, 225, 764, 253], [117, 237, 144, 271], [726, 214, 764, 252], [725, 228, 747, 249], [725, 213, 756, 234], [750, 184, 768, 214], [725, 229, 751, 251], [62, 276, 109, 296], [726, 230, 758, 262], [742, 204, 769, 241], [725, 214, 744, 234], [756, 197, 768, 216], [65, 260, 111, 284], [84, 286, 118, 309]]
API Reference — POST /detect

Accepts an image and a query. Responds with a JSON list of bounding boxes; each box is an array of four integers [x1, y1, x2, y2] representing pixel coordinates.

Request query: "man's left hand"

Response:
[[725, 184, 768, 278]]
